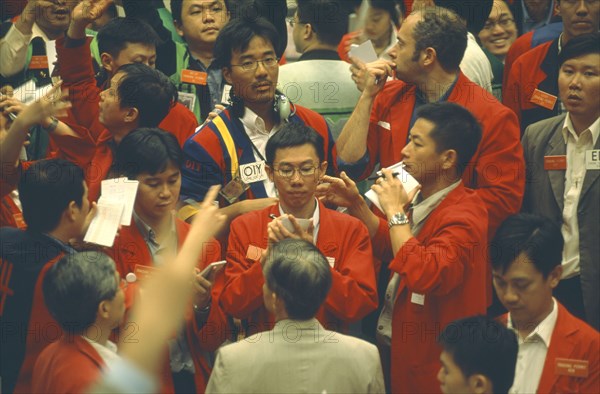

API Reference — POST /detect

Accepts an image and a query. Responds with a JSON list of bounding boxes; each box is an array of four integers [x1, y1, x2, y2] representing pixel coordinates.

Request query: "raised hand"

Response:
[[317, 172, 363, 208]]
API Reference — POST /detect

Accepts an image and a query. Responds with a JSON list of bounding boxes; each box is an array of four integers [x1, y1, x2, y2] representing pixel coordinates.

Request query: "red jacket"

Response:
[[340, 72, 524, 237], [31, 336, 104, 393], [501, 302, 599, 393], [106, 218, 224, 392], [372, 183, 488, 393], [221, 201, 378, 335], [53, 36, 198, 201], [503, 39, 560, 131]]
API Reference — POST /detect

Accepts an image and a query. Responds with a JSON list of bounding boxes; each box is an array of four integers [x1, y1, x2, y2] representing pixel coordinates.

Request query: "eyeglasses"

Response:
[[274, 164, 319, 179], [230, 57, 279, 72], [482, 17, 515, 30], [286, 16, 309, 27]]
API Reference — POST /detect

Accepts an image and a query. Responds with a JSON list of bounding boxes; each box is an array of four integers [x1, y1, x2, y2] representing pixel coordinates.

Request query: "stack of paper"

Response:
[[84, 177, 139, 247], [365, 162, 420, 212]]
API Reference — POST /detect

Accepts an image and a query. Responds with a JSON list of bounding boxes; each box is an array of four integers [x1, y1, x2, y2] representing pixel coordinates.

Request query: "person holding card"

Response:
[[108, 128, 224, 394], [491, 213, 599, 393], [503, 0, 600, 132], [180, 16, 336, 237], [319, 102, 488, 393], [0, 159, 96, 394], [221, 122, 377, 337], [521, 33, 599, 330]]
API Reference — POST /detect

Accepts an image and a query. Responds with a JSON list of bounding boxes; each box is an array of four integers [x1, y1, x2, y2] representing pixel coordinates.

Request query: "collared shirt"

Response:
[[509, 298, 559, 394], [560, 114, 600, 279], [0, 22, 54, 78], [521, 0, 555, 33], [376, 181, 462, 346], [82, 336, 120, 370], [278, 198, 321, 242], [410, 75, 459, 134], [240, 107, 282, 198], [188, 54, 224, 109], [132, 212, 194, 373]]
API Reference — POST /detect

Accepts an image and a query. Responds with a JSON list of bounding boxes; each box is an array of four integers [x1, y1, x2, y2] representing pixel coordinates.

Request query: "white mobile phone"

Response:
[[200, 260, 227, 278]]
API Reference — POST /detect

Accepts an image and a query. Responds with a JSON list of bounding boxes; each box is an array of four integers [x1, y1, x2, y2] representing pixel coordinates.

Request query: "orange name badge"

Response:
[[555, 358, 589, 378], [544, 155, 567, 170], [530, 88, 558, 110], [134, 264, 159, 281], [29, 55, 49, 70], [246, 244, 266, 261], [13, 213, 27, 230], [181, 69, 208, 85]]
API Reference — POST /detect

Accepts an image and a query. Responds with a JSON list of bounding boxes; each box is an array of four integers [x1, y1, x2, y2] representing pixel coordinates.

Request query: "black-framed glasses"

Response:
[[230, 57, 279, 72], [274, 164, 320, 179], [482, 17, 515, 30]]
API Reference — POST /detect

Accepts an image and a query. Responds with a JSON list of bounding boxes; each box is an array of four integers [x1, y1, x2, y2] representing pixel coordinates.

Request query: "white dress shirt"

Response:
[[509, 298, 558, 394], [560, 115, 600, 279], [82, 336, 120, 371], [0, 23, 54, 78], [461, 32, 494, 93], [240, 107, 282, 198]]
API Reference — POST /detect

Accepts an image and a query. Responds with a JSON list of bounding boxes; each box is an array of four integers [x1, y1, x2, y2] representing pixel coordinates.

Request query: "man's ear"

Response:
[[303, 23, 313, 40], [422, 47, 436, 67], [97, 299, 111, 319], [100, 52, 116, 73], [124, 107, 140, 124], [318, 161, 328, 179], [548, 264, 563, 289], [266, 164, 274, 182], [174, 19, 185, 38], [441, 149, 457, 171], [222, 67, 233, 85], [66, 200, 79, 222], [468, 374, 491, 394]]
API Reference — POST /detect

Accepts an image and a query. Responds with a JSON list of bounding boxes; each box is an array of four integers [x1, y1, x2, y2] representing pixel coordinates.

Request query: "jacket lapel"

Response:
[[579, 136, 600, 203], [537, 303, 579, 393], [544, 126, 567, 211]]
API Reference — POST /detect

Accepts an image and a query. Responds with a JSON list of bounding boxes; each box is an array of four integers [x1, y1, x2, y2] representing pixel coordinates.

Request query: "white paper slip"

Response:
[[349, 40, 378, 63], [45, 40, 57, 76], [84, 202, 125, 247], [100, 177, 139, 226], [365, 162, 420, 212]]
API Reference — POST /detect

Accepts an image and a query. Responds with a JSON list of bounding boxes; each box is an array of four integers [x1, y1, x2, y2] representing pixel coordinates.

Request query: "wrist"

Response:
[[41, 117, 58, 133]]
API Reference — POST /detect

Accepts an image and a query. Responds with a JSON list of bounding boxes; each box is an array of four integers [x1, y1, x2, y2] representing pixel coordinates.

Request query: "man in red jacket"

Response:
[[338, 5, 524, 238], [320, 102, 489, 393], [492, 213, 599, 393], [32, 251, 126, 394], [221, 122, 377, 337]]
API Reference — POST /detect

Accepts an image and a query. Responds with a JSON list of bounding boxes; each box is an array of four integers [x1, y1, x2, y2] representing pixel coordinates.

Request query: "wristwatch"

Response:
[[388, 212, 410, 228]]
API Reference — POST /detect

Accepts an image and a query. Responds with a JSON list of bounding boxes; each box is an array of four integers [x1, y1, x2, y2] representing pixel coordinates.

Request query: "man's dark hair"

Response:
[[558, 32, 600, 67], [265, 122, 325, 165], [371, 0, 402, 27], [491, 213, 564, 278], [263, 239, 332, 320], [115, 63, 177, 128], [116, 128, 183, 179], [438, 315, 518, 394], [433, 0, 493, 34], [297, 0, 349, 46], [18, 159, 85, 233], [97, 17, 161, 58], [214, 16, 279, 68], [171, 0, 231, 23], [43, 252, 118, 334], [412, 7, 467, 72], [415, 102, 482, 175]]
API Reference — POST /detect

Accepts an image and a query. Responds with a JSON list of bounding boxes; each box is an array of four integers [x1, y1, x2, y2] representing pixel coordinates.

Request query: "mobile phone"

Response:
[[279, 215, 311, 233], [199, 260, 227, 279]]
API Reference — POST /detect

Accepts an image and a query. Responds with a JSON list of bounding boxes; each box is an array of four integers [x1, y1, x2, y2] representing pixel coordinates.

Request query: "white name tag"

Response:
[[586, 150, 600, 170], [178, 92, 196, 112], [240, 161, 268, 184], [410, 292, 425, 306], [326, 257, 335, 267], [377, 121, 391, 130]]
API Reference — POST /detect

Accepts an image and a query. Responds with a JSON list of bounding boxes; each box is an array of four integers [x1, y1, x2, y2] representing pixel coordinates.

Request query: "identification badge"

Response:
[[586, 150, 600, 170], [181, 69, 207, 85], [544, 155, 567, 170], [555, 358, 589, 378], [29, 55, 49, 70], [411, 292, 425, 305], [326, 257, 335, 267], [221, 84, 232, 104], [246, 244, 266, 261], [530, 88, 557, 110], [134, 264, 159, 281], [219, 173, 250, 204], [13, 213, 27, 230], [239, 161, 268, 184], [178, 91, 197, 112]]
